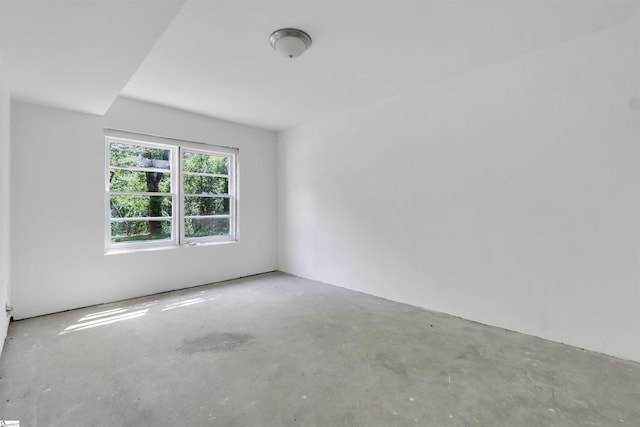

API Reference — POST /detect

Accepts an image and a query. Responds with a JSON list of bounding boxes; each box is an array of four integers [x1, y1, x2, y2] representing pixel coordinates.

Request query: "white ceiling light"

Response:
[[269, 28, 312, 59]]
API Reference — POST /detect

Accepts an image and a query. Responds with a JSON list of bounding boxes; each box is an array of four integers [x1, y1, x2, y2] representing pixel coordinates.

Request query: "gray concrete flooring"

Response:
[[0, 272, 638, 426]]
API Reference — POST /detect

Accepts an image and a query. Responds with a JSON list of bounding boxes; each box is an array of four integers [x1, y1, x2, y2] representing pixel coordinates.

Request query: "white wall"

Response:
[[278, 22, 640, 362], [0, 41, 11, 355], [11, 97, 277, 319]]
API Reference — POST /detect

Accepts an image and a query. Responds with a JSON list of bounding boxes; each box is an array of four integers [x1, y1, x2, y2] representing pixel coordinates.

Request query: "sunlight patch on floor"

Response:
[[58, 309, 149, 335]]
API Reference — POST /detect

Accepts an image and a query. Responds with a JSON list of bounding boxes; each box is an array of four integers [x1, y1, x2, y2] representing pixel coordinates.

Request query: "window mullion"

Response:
[[182, 171, 228, 178], [175, 147, 184, 245], [110, 166, 172, 174], [108, 191, 173, 197], [110, 216, 173, 222], [230, 150, 236, 240], [183, 193, 229, 197], [184, 215, 231, 219]]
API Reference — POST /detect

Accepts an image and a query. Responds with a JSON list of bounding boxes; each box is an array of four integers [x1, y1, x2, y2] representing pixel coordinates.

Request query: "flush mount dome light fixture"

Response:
[[269, 28, 312, 58]]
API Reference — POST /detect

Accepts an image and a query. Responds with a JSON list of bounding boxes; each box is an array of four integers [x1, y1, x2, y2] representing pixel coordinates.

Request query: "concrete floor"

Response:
[[0, 272, 638, 426]]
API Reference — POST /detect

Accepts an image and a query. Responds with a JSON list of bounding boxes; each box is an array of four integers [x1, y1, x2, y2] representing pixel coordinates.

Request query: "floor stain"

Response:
[[178, 332, 254, 354], [375, 352, 408, 377], [457, 344, 481, 360]]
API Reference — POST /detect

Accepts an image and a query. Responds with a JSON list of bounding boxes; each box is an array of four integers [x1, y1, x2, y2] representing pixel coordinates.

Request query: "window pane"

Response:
[[184, 218, 230, 238], [110, 142, 171, 169], [184, 197, 229, 216], [110, 195, 172, 218], [183, 175, 228, 195], [109, 169, 171, 193], [111, 220, 172, 242], [182, 152, 228, 174]]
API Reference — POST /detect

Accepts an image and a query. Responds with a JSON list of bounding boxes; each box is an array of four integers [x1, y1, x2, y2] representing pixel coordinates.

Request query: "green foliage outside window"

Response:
[[109, 143, 172, 242], [182, 152, 230, 238]]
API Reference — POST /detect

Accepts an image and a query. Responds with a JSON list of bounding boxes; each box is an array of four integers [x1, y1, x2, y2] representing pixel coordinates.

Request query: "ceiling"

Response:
[[0, 0, 185, 116], [1, 0, 638, 131]]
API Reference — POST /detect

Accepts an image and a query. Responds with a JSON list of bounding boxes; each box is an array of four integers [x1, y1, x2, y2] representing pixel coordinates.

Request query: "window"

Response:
[[105, 131, 237, 252]]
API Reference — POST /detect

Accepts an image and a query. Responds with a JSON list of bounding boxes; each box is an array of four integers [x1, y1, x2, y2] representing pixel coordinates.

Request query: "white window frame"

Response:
[[180, 145, 237, 245], [105, 130, 238, 253]]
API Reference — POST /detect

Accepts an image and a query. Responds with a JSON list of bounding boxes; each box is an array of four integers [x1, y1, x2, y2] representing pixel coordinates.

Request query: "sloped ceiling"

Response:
[[1, 0, 638, 130], [0, 0, 186, 115]]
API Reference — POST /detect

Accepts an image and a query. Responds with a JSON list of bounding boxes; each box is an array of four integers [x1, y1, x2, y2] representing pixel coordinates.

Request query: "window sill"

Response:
[[105, 239, 237, 256]]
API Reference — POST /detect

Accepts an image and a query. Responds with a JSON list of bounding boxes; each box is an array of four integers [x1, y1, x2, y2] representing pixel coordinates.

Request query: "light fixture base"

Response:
[[269, 28, 312, 58]]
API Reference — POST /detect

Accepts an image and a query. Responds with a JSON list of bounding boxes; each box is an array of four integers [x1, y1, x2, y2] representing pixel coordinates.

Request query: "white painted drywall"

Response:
[[10, 97, 277, 319], [0, 43, 11, 355], [278, 22, 640, 362]]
